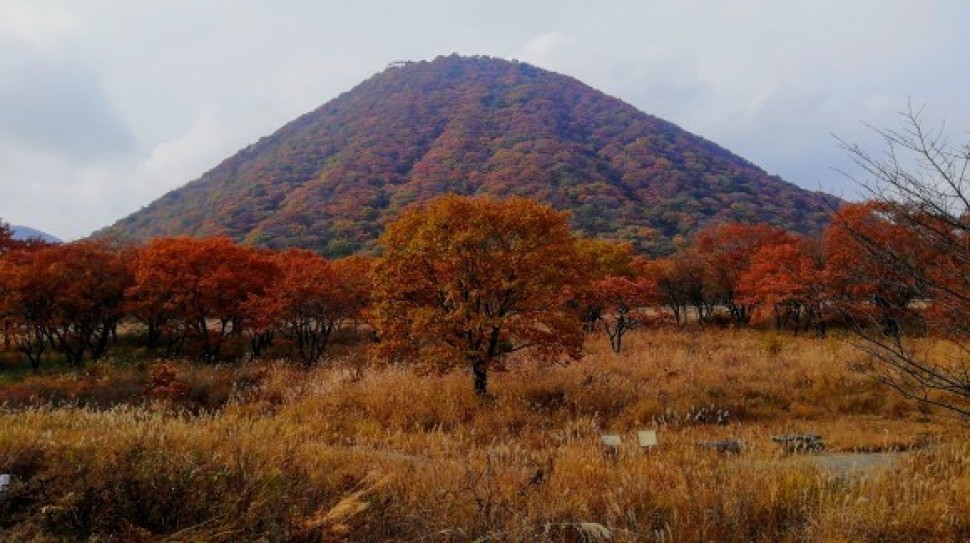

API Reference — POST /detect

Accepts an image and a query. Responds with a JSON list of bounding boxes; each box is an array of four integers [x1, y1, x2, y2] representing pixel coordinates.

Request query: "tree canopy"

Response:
[[373, 195, 588, 395]]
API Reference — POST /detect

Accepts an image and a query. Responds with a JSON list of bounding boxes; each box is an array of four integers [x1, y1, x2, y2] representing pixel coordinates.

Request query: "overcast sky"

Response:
[[1, 0, 968, 240]]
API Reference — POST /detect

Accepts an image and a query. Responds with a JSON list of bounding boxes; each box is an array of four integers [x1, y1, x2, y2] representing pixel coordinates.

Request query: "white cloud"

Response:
[[515, 32, 573, 67], [138, 108, 235, 193], [0, 1, 81, 51]]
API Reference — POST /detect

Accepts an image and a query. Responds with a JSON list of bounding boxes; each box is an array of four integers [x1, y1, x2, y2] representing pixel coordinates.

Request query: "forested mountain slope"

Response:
[[99, 54, 837, 255]]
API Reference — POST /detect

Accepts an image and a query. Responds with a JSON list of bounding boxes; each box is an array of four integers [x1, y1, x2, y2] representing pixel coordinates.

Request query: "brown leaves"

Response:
[[373, 196, 588, 392], [127, 237, 277, 360], [252, 250, 374, 364], [0, 240, 132, 366]]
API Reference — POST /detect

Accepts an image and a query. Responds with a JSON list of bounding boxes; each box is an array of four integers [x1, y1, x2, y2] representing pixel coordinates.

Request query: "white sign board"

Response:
[[601, 435, 622, 447], [0, 474, 10, 491], [638, 430, 658, 448]]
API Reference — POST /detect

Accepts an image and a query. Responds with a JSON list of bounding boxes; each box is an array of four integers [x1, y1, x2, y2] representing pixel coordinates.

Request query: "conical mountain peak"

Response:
[[100, 54, 836, 255]]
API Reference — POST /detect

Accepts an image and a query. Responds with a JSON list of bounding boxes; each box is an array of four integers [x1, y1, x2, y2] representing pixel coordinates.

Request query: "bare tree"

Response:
[[836, 103, 970, 418]]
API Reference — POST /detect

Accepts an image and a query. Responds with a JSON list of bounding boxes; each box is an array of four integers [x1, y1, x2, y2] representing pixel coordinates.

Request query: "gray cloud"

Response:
[[0, 47, 134, 160]]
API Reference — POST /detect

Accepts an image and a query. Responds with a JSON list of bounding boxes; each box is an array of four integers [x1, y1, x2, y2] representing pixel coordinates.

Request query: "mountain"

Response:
[[12, 225, 61, 244], [99, 54, 838, 255]]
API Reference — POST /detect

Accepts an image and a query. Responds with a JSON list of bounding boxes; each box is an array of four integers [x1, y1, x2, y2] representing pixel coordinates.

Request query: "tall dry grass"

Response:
[[0, 329, 967, 541]]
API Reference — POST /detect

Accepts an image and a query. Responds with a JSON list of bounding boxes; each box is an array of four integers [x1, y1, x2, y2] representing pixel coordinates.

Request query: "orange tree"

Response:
[[738, 240, 826, 334], [690, 222, 796, 324], [373, 195, 588, 395], [252, 250, 371, 365], [127, 237, 276, 360], [573, 238, 637, 331], [592, 268, 656, 353], [0, 241, 131, 368], [43, 241, 133, 365], [824, 202, 927, 334], [642, 253, 705, 325], [331, 255, 375, 330], [0, 245, 53, 369]]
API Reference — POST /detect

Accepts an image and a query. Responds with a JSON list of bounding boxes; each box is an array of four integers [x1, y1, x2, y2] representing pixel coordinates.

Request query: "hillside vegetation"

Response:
[[98, 55, 836, 256]]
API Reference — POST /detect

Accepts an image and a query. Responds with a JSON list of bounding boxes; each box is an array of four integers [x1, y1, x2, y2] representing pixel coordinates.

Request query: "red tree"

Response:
[[738, 240, 826, 335], [574, 239, 637, 331], [127, 238, 277, 360], [642, 253, 706, 325], [690, 223, 796, 324], [591, 272, 656, 352], [253, 250, 365, 365], [0, 241, 131, 368], [0, 246, 52, 369], [824, 202, 927, 334]]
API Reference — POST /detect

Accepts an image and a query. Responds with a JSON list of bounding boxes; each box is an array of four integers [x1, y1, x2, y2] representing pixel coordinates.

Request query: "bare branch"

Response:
[[835, 106, 970, 418]]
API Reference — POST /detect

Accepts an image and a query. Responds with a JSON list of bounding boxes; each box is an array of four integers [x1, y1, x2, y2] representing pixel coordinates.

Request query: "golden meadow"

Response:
[[1, 328, 968, 541]]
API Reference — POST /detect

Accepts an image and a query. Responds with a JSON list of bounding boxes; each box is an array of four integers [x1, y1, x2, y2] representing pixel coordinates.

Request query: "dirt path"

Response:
[[806, 452, 902, 477]]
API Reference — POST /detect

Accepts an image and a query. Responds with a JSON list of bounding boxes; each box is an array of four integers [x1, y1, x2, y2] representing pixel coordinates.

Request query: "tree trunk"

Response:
[[611, 331, 622, 353], [146, 320, 160, 350], [472, 360, 488, 396], [815, 320, 827, 338], [606, 314, 626, 353]]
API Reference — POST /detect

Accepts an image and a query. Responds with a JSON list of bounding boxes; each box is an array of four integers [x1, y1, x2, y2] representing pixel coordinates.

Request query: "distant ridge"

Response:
[[12, 225, 61, 244], [98, 54, 838, 255]]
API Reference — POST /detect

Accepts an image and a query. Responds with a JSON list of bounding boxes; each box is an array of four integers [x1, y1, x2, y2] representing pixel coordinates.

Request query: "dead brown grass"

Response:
[[1, 328, 967, 541]]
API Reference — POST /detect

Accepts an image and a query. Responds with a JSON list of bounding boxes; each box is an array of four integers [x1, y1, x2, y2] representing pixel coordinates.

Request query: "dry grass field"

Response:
[[1, 328, 968, 541]]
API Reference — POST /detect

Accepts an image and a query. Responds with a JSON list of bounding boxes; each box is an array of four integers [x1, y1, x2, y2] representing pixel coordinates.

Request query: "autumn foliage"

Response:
[[738, 240, 826, 333], [824, 203, 928, 328], [691, 223, 796, 323], [591, 273, 656, 352], [373, 196, 588, 395], [1, 192, 967, 400], [252, 250, 372, 365], [98, 55, 835, 257], [0, 234, 369, 369], [0, 204, 941, 370], [126, 237, 277, 359], [0, 240, 131, 369]]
